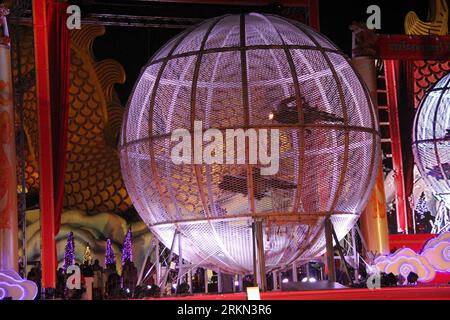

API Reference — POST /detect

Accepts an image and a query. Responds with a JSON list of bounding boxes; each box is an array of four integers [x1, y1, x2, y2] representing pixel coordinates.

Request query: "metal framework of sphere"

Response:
[[413, 73, 450, 206], [120, 13, 380, 274]]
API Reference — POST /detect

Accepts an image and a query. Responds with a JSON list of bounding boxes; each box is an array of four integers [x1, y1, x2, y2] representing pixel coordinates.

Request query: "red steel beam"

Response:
[[384, 60, 408, 234], [148, 0, 311, 6], [32, 0, 56, 289], [378, 35, 450, 60], [308, 0, 320, 31], [151, 0, 320, 28]]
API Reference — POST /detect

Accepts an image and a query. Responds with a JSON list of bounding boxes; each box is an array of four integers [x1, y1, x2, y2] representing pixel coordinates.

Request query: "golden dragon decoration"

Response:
[[15, 25, 131, 214]]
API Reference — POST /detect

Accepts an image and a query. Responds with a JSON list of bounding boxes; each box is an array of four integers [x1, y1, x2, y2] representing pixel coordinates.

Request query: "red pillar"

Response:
[[32, 0, 56, 289], [308, 0, 320, 30], [0, 21, 19, 272], [384, 60, 409, 234]]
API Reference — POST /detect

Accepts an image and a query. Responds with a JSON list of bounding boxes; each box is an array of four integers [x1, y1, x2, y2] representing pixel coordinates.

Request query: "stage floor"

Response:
[[151, 286, 450, 300]]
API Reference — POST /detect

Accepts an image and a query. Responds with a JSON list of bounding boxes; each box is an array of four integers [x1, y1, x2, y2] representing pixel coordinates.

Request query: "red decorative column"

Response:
[[352, 56, 390, 254], [32, 0, 56, 290], [384, 60, 409, 233], [0, 9, 19, 272]]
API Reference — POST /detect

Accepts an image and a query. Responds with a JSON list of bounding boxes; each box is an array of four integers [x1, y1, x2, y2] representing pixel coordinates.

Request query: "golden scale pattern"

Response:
[[12, 27, 40, 192], [413, 60, 450, 107], [15, 25, 131, 213]]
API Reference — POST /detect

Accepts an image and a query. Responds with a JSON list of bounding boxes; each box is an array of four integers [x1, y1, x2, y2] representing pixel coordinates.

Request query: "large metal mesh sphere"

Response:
[[413, 73, 450, 206], [120, 13, 380, 274]]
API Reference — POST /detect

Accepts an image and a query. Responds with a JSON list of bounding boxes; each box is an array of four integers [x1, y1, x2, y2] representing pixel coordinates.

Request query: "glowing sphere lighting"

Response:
[[413, 72, 450, 206], [120, 13, 380, 274]]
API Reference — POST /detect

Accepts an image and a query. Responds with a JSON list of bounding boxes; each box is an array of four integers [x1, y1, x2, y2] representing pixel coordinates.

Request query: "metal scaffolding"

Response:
[[8, 0, 32, 279]]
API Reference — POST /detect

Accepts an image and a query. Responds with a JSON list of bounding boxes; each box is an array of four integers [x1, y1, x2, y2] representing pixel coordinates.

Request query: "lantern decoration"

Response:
[[120, 13, 379, 274], [83, 242, 93, 265]]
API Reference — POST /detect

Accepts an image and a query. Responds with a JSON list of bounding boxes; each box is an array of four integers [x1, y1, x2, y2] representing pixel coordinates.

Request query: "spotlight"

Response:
[[282, 278, 289, 283], [126, 288, 130, 294], [308, 277, 317, 283], [268, 112, 274, 120], [147, 285, 152, 289], [172, 283, 177, 289], [301, 277, 308, 283]]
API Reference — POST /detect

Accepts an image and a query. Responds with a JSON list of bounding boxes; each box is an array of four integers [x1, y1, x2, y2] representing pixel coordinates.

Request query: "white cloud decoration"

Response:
[[0, 269, 37, 300], [422, 232, 450, 273], [375, 231, 450, 282], [374, 248, 435, 282]]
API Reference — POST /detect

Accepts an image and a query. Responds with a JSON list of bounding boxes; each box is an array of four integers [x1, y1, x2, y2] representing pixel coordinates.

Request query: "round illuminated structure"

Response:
[[120, 14, 380, 274], [413, 72, 450, 206]]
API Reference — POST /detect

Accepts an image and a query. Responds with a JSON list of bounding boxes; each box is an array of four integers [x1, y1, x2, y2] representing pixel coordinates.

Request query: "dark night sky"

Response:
[[92, 0, 430, 106]]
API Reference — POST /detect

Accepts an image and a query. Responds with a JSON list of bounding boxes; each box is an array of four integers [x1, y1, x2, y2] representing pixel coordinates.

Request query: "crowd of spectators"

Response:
[[53, 259, 138, 299]]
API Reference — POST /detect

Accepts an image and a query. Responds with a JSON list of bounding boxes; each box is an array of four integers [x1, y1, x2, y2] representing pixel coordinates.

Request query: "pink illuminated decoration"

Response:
[[375, 248, 435, 282], [375, 231, 450, 282], [422, 232, 450, 272], [0, 269, 38, 300]]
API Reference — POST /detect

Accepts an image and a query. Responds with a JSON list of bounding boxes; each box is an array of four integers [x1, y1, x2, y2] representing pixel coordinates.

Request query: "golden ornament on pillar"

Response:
[[351, 54, 390, 256], [360, 165, 390, 255], [405, 0, 448, 35]]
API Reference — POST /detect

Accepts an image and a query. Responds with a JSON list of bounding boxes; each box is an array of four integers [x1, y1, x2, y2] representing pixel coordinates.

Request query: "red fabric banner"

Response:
[[384, 60, 416, 234], [47, 0, 70, 235], [397, 61, 415, 233], [33, 0, 56, 289], [32, 0, 70, 288]]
